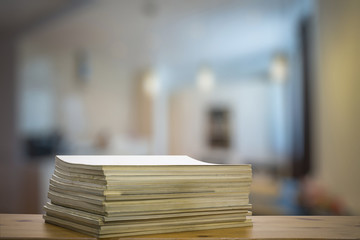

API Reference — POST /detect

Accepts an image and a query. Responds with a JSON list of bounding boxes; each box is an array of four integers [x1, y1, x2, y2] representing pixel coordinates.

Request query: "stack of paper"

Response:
[[44, 155, 252, 238]]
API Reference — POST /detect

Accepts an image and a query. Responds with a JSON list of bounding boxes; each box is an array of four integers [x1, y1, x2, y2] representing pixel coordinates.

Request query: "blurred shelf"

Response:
[[1, 214, 360, 239]]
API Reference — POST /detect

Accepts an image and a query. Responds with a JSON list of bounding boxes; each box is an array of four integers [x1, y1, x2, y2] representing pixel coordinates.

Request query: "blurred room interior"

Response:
[[0, 0, 359, 216]]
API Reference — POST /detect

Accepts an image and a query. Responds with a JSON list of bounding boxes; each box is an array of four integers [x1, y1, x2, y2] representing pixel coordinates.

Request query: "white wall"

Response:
[[17, 0, 301, 156], [18, 54, 56, 135], [169, 80, 289, 165], [313, 0, 360, 214], [18, 42, 135, 151]]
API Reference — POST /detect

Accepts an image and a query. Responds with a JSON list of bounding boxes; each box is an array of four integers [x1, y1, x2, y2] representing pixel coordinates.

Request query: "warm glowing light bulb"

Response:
[[143, 71, 160, 97], [196, 67, 215, 92], [270, 54, 288, 84]]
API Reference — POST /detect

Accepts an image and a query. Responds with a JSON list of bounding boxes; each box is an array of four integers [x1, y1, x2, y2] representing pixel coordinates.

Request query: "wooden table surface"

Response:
[[1, 214, 360, 240]]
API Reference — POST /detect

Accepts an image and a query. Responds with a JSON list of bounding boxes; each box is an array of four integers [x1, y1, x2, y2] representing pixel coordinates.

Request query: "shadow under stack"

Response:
[[44, 155, 252, 238]]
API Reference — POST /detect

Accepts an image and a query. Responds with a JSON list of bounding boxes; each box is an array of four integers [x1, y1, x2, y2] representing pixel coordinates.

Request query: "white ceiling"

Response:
[[19, 0, 306, 82], [0, 0, 76, 32]]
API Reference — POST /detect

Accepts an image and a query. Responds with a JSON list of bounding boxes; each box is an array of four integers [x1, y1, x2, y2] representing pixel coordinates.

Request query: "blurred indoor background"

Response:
[[0, 0, 359, 216]]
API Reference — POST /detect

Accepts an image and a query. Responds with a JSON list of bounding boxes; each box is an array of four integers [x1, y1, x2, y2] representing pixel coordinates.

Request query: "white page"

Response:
[[56, 155, 216, 166]]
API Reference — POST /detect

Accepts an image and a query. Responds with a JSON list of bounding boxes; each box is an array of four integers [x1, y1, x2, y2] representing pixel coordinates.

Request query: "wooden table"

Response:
[[1, 214, 360, 239]]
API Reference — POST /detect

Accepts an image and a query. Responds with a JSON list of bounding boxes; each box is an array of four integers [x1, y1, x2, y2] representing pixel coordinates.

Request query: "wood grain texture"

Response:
[[0, 214, 94, 240], [1, 214, 360, 240]]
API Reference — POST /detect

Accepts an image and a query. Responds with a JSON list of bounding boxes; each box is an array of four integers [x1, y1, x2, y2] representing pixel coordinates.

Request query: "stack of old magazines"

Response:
[[44, 155, 252, 238]]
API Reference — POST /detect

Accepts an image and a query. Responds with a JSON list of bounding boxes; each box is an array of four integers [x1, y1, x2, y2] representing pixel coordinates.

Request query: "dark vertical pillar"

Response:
[[292, 17, 313, 178], [300, 17, 312, 176], [0, 33, 17, 165], [0, 32, 22, 213]]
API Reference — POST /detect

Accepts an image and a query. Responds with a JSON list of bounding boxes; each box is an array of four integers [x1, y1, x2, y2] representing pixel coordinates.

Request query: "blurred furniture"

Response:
[[24, 132, 62, 158], [1, 214, 359, 239], [251, 175, 303, 215]]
